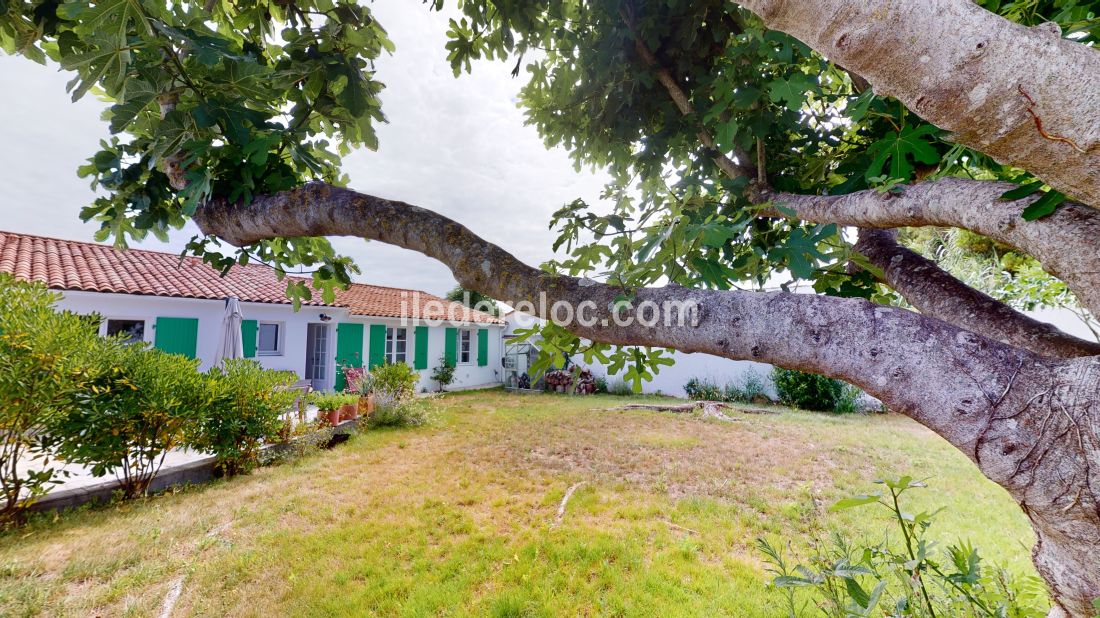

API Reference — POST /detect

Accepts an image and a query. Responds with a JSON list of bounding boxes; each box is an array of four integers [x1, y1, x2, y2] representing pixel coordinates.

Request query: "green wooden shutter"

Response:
[[414, 326, 429, 370], [241, 320, 257, 358], [154, 317, 199, 359], [477, 329, 488, 366], [368, 324, 387, 368], [444, 327, 457, 365], [334, 322, 364, 391]]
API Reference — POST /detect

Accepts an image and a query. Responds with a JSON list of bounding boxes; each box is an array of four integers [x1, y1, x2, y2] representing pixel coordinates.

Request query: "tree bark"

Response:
[[760, 178, 1100, 317], [737, 0, 1100, 208], [854, 229, 1100, 359], [194, 183, 1100, 614]]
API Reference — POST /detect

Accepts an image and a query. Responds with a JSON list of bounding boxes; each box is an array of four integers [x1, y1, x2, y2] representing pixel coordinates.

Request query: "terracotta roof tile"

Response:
[[0, 230, 503, 325]]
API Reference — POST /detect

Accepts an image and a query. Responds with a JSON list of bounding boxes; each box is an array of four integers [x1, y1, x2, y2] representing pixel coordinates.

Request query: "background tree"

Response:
[[445, 285, 501, 317], [3, 0, 1100, 613]]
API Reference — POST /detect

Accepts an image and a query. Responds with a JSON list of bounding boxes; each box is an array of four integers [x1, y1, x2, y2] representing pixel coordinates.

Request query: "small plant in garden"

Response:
[[684, 376, 723, 401], [430, 355, 456, 392], [757, 476, 1049, 618], [51, 345, 214, 498], [370, 362, 418, 400], [771, 367, 846, 412], [0, 275, 108, 521], [191, 360, 299, 476], [366, 392, 432, 429], [605, 377, 635, 396]]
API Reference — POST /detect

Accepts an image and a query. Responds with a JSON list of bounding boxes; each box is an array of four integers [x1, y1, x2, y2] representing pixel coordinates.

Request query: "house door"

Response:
[[305, 323, 330, 390]]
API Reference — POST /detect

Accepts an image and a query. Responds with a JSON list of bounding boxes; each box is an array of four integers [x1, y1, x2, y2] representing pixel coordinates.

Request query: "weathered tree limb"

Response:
[[855, 229, 1100, 359], [759, 178, 1100, 316], [193, 181, 1100, 614], [606, 400, 740, 421], [738, 0, 1100, 208]]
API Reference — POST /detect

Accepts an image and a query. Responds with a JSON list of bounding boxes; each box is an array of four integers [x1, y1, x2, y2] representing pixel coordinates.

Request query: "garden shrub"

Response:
[[430, 355, 456, 392], [684, 377, 723, 401], [758, 476, 1048, 617], [369, 362, 419, 400], [771, 367, 846, 412], [191, 360, 299, 476], [366, 392, 432, 428], [51, 344, 214, 498], [0, 275, 108, 520], [605, 377, 635, 396]]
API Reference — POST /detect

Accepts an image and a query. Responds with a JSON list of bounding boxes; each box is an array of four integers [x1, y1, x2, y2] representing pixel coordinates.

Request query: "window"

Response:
[[386, 327, 407, 364], [257, 322, 283, 355], [105, 319, 145, 344], [459, 329, 472, 364]]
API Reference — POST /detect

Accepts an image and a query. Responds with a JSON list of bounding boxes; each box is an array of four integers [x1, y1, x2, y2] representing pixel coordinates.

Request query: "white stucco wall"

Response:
[[54, 290, 505, 392]]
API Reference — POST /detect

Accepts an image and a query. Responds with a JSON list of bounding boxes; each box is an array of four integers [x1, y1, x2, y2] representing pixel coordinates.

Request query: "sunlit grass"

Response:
[[0, 390, 1037, 616]]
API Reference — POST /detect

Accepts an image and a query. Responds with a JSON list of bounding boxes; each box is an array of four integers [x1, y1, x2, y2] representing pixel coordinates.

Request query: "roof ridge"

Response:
[[0, 229, 505, 323]]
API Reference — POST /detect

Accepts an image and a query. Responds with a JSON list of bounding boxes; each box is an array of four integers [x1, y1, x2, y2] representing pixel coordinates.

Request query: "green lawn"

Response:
[[0, 390, 1040, 617]]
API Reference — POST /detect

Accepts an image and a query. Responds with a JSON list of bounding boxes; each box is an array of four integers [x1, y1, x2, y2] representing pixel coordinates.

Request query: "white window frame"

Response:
[[459, 329, 473, 365], [101, 317, 149, 344], [386, 327, 408, 365], [257, 321, 284, 356]]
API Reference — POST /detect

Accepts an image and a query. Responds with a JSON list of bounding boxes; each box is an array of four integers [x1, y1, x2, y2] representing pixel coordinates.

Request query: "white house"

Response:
[[0, 230, 505, 392]]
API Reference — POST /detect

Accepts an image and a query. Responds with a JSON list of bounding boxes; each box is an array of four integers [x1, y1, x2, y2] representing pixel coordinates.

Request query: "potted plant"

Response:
[[339, 395, 358, 422], [309, 392, 346, 427], [353, 371, 377, 417]]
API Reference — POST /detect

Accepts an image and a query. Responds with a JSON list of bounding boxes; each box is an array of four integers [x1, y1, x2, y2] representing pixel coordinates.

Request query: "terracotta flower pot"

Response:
[[325, 408, 341, 426], [340, 402, 358, 421], [358, 393, 376, 417]]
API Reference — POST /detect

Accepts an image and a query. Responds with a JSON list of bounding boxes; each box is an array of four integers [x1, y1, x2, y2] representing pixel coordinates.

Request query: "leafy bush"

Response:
[[684, 377, 723, 401], [51, 345, 214, 498], [430, 355, 456, 392], [366, 392, 432, 428], [594, 376, 608, 393], [758, 476, 1048, 617], [0, 275, 109, 520], [191, 360, 298, 476], [771, 367, 846, 412], [369, 362, 418, 400], [606, 378, 635, 396]]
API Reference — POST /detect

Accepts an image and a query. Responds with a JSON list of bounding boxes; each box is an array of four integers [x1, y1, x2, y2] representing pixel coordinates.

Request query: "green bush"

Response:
[[0, 275, 109, 520], [606, 378, 635, 396], [370, 362, 419, 400], [771, 367, 846, 412], [430, 355, 456, 392], [684, 377, 723, 401], [191, 360, 298, 476], [50, 344, 215, 498], [758, 476, 1048, 617], [366, 392, 432, 429]]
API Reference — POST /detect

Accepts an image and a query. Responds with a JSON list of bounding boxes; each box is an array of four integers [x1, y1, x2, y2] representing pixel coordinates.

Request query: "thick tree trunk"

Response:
[[195, 183, 1100, 614], [738, 0, 1100, 208]]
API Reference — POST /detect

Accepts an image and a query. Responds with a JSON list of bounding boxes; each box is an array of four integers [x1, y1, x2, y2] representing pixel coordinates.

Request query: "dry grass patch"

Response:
[[0, 390, 1037, 617]]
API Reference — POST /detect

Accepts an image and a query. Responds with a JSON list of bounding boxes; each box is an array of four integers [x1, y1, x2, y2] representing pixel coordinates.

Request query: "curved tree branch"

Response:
[[737, 0, 1100, 208], [759, 178, 1100, 316], [194, 181, 1036, 441], [855, 229, 1100, 359]]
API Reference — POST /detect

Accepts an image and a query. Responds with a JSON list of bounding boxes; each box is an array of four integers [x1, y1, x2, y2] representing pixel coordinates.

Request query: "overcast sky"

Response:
[[0, 1, 609, 297]]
